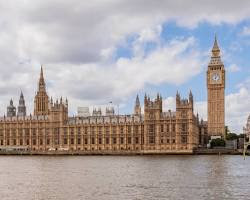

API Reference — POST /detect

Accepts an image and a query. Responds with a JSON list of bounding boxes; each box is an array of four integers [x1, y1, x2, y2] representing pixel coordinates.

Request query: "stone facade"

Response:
[[207, 36, 225, 138], [0, 38, 225, 154], [0, 67, 200, 154]]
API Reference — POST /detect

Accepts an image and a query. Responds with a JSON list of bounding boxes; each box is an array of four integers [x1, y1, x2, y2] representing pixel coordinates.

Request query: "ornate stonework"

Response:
[[0, 37, 225, 154], [207, 36, 226, 137]]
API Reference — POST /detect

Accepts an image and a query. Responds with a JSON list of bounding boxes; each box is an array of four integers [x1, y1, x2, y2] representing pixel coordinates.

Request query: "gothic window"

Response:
[[98, 127, 102, 135], [135, 126, 139, 134], [182, 124, 186, 132], [112, 126, 116, 134], [149, 136, 155, 144], [91, 137, 95, 144], [172, 139, 175, 144], [105, 127, 110, 134], [120, 126, 124, 134], [128, 126, 131, 134], [78, 138, 81, 145], [120, 137, 124, 144], [161, 124, 164, 132], [181, 136, 187, 144], [40, 139, 43, 145], [149, 124, 154, 132], [128, 137, 132, 144], [85, 138, 88, 144], [135, 137, 139, 144], [113, 137, 116, 144], [71, 138, 74, 145], [106, 137, 109, 144], [172, 125, 176, 132], [64, 138, 68, 145], [99, 138, 102, 144]]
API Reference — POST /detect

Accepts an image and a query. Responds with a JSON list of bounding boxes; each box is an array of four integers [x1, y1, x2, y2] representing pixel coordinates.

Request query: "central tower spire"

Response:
[[39, 66, 46, 92], [34, 66, 49, 116]]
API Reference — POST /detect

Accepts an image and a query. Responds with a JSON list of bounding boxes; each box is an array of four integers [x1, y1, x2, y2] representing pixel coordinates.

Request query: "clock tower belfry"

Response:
[[207, 36, 225, 138]]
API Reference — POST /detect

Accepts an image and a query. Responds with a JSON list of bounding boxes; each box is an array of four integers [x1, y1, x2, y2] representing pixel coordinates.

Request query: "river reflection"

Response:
[[0, 155, 249, 200]]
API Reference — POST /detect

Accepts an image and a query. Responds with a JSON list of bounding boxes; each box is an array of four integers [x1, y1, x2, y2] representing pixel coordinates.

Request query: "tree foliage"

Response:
[[226, 133, 238, 140], [210, 138, 225, 148]]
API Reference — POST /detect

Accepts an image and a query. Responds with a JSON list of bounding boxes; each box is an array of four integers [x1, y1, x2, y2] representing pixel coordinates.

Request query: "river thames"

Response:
[[0, 155, 249, 200]]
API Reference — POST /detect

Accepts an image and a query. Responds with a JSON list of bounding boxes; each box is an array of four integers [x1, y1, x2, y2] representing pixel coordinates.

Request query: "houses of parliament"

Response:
[[0, 37, 225, 154]]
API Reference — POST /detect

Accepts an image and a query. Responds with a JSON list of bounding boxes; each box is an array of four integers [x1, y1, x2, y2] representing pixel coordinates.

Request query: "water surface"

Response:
[[0, 155, 249, 200]]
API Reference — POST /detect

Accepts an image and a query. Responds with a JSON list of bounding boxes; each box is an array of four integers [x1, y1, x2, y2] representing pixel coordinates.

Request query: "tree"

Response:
[[210, 138, 225, 148], [226, 133, 238, 140]]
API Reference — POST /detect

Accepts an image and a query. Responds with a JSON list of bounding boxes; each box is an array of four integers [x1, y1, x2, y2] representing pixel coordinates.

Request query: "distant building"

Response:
[[243, 115, 250, 139], [77, 107, 90, 117], [7, 99, 16, 117], [17, 91, 26, 117]]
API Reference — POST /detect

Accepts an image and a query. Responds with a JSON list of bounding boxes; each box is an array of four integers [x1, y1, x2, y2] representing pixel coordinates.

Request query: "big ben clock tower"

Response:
[[207, 36, 225, 138]]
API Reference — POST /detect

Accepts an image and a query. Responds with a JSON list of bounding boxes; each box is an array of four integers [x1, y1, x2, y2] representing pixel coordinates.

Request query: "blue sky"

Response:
[[113, 21, 250, 133], [0, 1, 250, 132]]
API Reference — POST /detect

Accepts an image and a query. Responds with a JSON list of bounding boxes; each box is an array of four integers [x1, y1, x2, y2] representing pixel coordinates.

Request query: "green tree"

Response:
[[210, 138, 225, 148], [226, 133, 238, 140]]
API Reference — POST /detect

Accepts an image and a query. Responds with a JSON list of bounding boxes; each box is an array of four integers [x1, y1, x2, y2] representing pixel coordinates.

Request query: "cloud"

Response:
[[42, 36, 202, 114], [0, 0, 250, 133], [240, 26, 250, 36], [227, 64, 241, 72]]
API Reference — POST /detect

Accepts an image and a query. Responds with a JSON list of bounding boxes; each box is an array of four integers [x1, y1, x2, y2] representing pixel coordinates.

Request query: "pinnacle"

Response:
[[212, 34, 220, 56]]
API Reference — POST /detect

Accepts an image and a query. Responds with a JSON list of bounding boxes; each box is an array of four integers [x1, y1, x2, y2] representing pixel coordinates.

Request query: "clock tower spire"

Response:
[[207, 35, 225, 138]]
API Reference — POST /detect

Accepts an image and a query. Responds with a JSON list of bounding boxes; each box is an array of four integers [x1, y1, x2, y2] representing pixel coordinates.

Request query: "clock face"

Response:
[[212, 73, 220, 82]]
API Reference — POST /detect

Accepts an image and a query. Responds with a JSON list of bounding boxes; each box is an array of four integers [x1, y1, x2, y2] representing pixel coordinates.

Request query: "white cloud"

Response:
[[0, 0, 249, 133], [40, 36, 202, 115], [163, 96, 176, 111], [228, 64, 241, 72], [240, 26, 250, 36]]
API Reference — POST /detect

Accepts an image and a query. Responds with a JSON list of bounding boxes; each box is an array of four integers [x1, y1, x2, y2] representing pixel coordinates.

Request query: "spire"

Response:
[[19, 91, 25, 106], [18, 91, 26, 117], [34, 65, 49, 116], [134, 94, 141, 115], [38, 65, 46, 91], [209, 35, 223, 66], [189, 90, 193, 99], [212, 35, 219, 50], [20, 90, 24, 99], [136, 94, 140, 106]]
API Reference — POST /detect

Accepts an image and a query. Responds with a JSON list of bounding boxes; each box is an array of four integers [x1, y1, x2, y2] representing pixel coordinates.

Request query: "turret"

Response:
[[7, 99, 16, 117], [176, 91, 180, 105], [34, 66, 49, 116], [189, 90, 193, 111], [134, 94, 141, 115], [17, 91, 26, 117]]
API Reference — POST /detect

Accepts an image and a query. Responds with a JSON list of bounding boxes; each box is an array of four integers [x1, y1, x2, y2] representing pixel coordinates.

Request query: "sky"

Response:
[[0, 0, 250, 133]]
